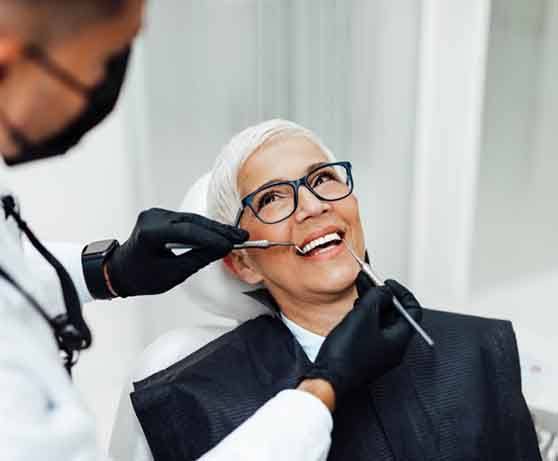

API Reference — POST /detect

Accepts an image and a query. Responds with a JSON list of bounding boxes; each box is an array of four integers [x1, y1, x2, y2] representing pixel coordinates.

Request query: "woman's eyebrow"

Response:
[[305, 161, 328, 172], [257, 162, 329, 188]]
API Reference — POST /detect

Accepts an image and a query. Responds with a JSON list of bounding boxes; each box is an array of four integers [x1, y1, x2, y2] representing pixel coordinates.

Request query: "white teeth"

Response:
[[300, 232, 342, 255]]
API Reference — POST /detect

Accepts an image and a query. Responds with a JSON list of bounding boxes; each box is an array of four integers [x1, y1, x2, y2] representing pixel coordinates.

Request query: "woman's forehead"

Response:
[[238, 137, 330, 196]]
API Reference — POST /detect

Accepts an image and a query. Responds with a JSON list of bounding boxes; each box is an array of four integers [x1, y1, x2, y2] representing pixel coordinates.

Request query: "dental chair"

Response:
[[109, 173, 270, 461]]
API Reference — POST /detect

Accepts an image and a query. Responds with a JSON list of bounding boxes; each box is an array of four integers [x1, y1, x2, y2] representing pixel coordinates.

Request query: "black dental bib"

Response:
[[131, 309, 541, 461]]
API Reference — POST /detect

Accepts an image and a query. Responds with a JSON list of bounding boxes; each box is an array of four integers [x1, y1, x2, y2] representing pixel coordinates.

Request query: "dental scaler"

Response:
[[165, 240, 297, 251]]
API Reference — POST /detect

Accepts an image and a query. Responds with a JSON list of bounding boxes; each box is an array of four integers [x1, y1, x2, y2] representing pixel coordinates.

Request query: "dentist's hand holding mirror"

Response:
[[106, 208, 249, 297], [303, 271, 423, 406]]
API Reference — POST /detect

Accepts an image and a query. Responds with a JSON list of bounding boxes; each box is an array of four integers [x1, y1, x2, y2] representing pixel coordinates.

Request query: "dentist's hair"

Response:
[[0, 0, 127, 43], [207, 119, 337, 225]]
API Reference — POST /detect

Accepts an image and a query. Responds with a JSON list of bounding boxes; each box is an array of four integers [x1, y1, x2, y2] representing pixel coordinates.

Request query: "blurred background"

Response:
[[0, 0, 556, 455]]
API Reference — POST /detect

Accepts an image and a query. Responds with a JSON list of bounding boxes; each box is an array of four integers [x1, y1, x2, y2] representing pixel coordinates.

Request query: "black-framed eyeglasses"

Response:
[[234, 161, 353, 225]]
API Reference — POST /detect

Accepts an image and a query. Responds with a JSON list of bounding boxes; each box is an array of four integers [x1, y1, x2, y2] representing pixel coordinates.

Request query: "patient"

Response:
[[121, 120, 541, 460]]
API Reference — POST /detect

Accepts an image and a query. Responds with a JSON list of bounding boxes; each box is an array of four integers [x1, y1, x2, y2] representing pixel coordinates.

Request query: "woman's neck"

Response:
[[270, 284, 358, 337]]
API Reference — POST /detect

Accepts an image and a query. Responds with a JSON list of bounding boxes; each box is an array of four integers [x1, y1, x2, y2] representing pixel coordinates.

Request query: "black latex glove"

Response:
[[303, 272, 423, 399], [107, 208, 248, 297]]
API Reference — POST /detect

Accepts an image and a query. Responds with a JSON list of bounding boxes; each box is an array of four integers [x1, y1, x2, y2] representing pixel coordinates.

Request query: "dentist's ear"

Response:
[[223, 252, 263, 285]]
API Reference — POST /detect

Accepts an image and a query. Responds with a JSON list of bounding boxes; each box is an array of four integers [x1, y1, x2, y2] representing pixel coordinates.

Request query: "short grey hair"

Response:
[[207, 119, 337, 225]]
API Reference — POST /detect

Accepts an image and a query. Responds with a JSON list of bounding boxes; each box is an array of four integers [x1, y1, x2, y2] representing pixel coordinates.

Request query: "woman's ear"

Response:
[[222, 254, 238, 276], [223, 252, 263, 285]]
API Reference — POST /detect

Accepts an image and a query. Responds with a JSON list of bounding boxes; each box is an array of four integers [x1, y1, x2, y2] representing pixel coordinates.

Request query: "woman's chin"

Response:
[[303, 266, 359, 295], [307, 248, 359, 276]]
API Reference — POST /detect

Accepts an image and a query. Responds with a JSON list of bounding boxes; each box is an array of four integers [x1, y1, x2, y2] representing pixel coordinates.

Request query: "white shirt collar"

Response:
[[280, 313, 325, 363]]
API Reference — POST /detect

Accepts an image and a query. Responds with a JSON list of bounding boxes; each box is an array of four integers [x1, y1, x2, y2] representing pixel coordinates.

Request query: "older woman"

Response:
[[124, 120, 540, 461]]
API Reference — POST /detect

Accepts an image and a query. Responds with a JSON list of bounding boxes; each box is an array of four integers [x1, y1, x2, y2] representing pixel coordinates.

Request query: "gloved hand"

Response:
[[303, 272, 423, 399], [106, 208, 248, 297]]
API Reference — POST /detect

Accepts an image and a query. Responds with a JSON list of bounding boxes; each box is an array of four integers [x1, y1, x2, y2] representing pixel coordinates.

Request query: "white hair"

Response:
[[207, 119, 337, 225]]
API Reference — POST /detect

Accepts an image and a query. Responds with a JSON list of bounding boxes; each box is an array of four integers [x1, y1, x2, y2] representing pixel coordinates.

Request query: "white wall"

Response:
[[409, 0, 491, 309], [471, 0, 558, 295], [469, 0, 558, 417], [407, 0, 558, 418]]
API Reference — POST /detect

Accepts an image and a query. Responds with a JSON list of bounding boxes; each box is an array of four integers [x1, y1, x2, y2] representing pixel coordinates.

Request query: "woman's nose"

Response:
[[294, 186, 331, 222]]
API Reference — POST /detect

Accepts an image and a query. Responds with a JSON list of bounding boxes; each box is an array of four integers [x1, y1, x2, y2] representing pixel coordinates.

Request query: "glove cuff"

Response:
[[302, 367, 346, 399]]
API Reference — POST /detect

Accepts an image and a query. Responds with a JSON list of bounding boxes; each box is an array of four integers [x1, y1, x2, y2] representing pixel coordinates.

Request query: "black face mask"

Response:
[[1, 45, 132, 166]]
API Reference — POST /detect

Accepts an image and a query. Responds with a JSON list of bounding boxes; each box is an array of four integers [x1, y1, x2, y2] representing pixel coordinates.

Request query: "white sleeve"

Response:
[[24, 240, 94, 305], [198, 390, 333, 461]]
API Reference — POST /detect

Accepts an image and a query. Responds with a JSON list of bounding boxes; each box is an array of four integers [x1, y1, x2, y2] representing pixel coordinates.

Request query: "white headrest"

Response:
[[177, 173, 270, 322]]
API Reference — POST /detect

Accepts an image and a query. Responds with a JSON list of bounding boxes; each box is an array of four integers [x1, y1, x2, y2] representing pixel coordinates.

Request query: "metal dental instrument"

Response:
[[343, 241, 435, 347], [165, 240, 297, 251]]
